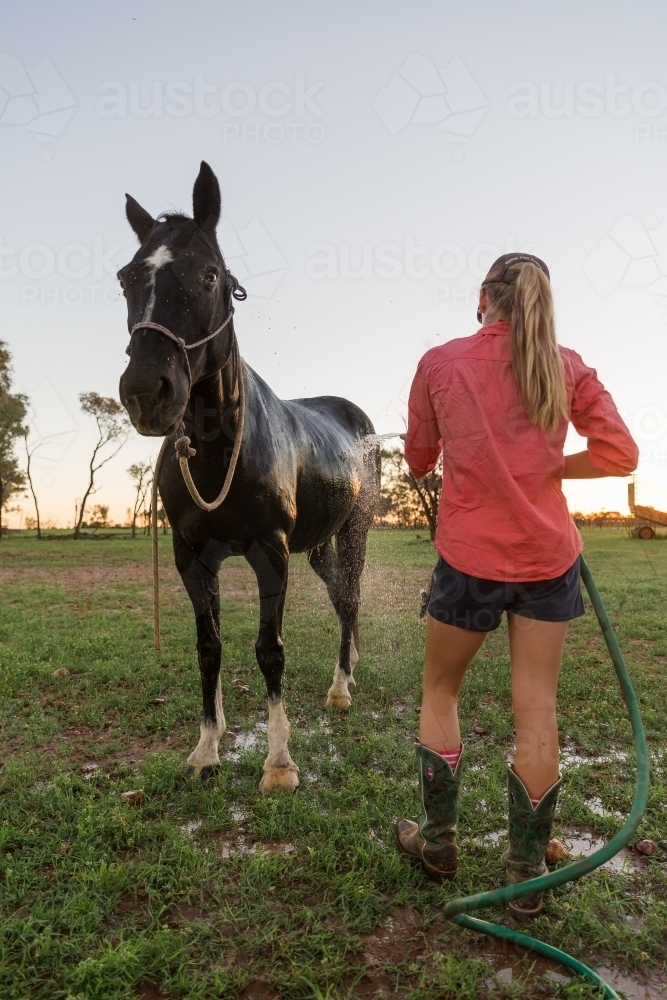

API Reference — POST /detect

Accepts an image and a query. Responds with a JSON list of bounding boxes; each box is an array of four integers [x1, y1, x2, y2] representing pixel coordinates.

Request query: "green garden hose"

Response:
[[444, 555, 651, 1000]]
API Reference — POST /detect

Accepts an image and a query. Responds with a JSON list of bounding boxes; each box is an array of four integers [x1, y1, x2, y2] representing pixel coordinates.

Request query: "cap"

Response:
[[476, 253, 550, 322], [483, 252, 550, 285]]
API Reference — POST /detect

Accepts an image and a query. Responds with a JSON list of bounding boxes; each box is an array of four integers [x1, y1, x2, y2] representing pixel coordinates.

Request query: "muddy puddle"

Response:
[[471, 824, 647, 873], [179, 817, 295, 860], [560, 742, 630, 768], [217, 835, 296, 860], [480, 941, 666, 998], [594, 965, 667, 999], [473, 829, 505, 846], [361, 906, 422, 965], [226, 722, 267, 761], [357, 910, 665, 997], [585, 795, 624, 820], [180, 819, 202, 839], [479, 940, 574, 991], [81, 762, 101, 779], [503, 741, 650, 770], [561, 826, 647, 874], [299, 770, 320, 787]]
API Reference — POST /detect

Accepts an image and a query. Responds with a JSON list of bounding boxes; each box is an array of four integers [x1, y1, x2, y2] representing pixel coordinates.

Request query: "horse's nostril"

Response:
[[156, 377, 174, 407]]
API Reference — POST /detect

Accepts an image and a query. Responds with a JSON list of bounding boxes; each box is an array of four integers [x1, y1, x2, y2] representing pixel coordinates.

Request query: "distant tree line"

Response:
[[376, 447, 442, 540], [0, 338, 640, 542], [571, 511, 629, 529], [0, 342, 27, 537], [0, 340, 168, 539], [376, 448, 634, 539]]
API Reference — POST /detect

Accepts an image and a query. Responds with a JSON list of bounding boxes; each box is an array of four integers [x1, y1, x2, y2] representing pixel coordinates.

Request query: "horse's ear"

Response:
[[192, 161, 221, 232], [125, 195, 156, 243]]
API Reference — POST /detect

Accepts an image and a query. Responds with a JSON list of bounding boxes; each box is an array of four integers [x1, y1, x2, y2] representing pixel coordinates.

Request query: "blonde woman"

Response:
[[397, 254, 638, 921]]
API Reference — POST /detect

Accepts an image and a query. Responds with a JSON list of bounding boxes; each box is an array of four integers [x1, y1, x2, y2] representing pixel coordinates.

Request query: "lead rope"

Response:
[[151, 436, 170, 650], [151, 339, 245, 649], [173, 338, 245, 512]]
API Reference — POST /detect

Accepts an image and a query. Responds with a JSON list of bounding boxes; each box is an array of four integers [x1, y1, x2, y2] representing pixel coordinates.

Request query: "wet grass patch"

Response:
[[0, 529, 665, 998]]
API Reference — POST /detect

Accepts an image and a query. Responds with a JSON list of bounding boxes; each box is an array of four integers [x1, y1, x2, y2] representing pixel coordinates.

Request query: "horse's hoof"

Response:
[[326, 689, 352, 710], [186, 763, 219, 781], [259, 766, 300, 794], [199, 764, 219, 782]]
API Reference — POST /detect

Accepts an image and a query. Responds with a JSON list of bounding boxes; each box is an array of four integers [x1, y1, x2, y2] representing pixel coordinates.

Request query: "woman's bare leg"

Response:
[[508, 614, 569, 800], [419, 614, 487, 751]]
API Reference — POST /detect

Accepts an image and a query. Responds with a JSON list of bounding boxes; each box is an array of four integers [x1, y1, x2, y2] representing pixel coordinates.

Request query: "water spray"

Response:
[[364, 432, 405, 443]]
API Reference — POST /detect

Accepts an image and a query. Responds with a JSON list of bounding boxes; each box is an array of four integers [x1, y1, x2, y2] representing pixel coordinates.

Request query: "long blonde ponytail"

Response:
[[485, 262, 568, 432]]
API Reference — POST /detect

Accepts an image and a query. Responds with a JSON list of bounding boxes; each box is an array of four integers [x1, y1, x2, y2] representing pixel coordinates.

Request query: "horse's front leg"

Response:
[[245, 536, 299, 793], [175, 532, 226, 779]]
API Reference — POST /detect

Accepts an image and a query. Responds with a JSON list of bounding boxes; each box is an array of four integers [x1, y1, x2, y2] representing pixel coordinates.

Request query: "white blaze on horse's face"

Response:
[[142, 244, 174, 322]]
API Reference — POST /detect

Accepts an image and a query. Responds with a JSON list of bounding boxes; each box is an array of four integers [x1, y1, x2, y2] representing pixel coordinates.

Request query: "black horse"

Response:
[[119, 162, 380, 792]]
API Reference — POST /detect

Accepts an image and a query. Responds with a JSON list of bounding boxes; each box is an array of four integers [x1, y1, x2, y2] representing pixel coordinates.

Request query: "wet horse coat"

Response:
[[119, 162, 379, 791]]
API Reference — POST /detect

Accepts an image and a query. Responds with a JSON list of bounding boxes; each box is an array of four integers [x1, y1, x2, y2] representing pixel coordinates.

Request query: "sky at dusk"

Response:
[[1, 0, 667, 526]]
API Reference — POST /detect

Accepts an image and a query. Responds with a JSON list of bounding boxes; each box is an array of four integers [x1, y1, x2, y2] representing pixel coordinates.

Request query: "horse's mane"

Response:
[[157, 211, 192, 225]]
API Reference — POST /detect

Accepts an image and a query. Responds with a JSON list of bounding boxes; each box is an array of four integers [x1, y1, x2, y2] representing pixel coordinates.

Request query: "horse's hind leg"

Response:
[[175, 532, 226, 780], [308, 513, 368, 711]]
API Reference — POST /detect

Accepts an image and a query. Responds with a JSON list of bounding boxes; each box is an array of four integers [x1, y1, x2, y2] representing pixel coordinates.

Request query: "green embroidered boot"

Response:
[[396, 744, 463, 881], [502, 767, 562, 922]]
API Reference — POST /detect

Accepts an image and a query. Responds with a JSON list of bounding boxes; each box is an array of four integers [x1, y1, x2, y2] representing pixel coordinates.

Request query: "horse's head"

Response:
[[118, 161, 243, 436]]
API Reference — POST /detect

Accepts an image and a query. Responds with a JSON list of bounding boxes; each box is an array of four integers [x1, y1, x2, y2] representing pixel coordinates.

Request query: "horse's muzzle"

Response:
[[120, 373, 183, 436]]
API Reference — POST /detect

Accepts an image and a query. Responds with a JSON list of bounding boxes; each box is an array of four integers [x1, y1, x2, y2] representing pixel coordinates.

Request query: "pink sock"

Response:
[[437, 747, 462, 771]]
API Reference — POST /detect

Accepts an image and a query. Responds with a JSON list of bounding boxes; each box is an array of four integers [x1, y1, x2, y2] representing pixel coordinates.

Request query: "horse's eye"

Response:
[[203, 269, 219, 287]]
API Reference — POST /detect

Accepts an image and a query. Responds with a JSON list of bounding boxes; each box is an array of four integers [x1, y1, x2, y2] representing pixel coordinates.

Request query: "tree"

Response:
[[0, 453, 26, 536], [90, 504, 110, 528], [24, 417, 74, 540], [0, 341, 27, 538], [157, 505, 170, 535], [379, 447, 442, 540], [127, 460, 153, 539], [74, 393, 130, 539], [24, 430, 43, 539]]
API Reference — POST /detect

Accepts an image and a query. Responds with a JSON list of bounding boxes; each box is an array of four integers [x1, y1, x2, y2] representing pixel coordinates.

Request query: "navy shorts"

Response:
[[427, 555, 585, 632]]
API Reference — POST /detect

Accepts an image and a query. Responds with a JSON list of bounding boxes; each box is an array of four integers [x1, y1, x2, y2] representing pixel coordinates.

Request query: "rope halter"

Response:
[[125, 309, 236, 392], [126, 309, 245, 513]]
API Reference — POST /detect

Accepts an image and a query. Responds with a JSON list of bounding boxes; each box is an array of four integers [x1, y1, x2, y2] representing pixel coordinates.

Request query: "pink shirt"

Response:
[[405, 321, 638, 582]]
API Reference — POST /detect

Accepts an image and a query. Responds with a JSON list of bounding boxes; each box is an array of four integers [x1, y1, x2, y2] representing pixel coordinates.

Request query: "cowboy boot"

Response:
[[396, 744, 463, 881], [502, 767, 562, 922]]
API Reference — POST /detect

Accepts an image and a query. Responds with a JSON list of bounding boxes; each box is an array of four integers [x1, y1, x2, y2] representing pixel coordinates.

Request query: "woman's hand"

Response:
[[562, 451, 606, 479]]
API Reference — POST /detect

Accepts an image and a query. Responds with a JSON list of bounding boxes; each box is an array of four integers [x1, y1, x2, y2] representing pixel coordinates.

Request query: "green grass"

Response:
[[0, 528, 665, 1000]]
